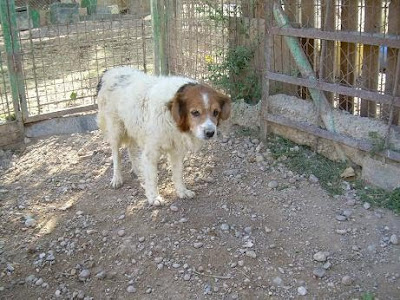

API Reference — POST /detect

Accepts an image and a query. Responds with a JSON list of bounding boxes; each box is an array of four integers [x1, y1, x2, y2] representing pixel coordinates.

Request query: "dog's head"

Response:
[[168, 83, 231, 140]]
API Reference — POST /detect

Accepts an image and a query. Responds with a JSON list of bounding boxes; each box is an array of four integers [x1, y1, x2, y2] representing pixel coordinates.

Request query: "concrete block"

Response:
[[362, 156, 400, 190]]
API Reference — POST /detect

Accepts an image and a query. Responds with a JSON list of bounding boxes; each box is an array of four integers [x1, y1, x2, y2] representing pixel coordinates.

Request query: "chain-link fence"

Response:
[[0, 0, 153, 125]]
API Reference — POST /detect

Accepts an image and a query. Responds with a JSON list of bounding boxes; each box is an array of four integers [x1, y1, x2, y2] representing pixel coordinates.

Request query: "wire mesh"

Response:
[[0, 32, 14, 124], [4, 0, 153, 119]]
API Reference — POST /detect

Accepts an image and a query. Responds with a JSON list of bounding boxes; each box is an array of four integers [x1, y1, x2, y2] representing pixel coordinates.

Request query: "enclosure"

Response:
[[1, 1, 400, 299]]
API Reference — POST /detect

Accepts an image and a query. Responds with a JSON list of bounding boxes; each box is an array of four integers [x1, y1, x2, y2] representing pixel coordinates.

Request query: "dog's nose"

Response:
[[205, 130, 215, 138]]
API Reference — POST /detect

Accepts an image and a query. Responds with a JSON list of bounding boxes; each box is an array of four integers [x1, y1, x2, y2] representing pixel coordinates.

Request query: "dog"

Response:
[[97, 67, 231, 205]]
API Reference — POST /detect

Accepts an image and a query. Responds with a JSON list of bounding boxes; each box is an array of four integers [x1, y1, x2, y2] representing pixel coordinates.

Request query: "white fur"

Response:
[[97, 67, 204, 205]]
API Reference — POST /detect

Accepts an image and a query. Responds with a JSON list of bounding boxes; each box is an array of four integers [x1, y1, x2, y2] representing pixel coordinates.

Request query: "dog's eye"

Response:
[[191, 110, 200, 117], [213, 110, 219, 117]]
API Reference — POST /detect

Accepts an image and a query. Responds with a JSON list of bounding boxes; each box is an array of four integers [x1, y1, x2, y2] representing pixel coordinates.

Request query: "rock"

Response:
[[172, 263, 181, 268], [26, 274, 36, 283], [183, 273, 191, 281], [390, 234, 398, 245], [35, 278, 44, 286], [255, 155, 264, 163], [95, 271, 106, 280], [154, 257, 163, 264], [244, 226, 252, 234], [341, 167, 355, 178], [309, 174, 319, 183], [220, 223, 230, 231], [78, 269, 90, 281], [127, 285, 136, 293], [138, 236, 145, 242], [170, 205, 179, 212], [336, 215, 347, 221], [342, 209, 353, 218], [363, 202, 371, 210], [313, 251, 329, 262], [273, 276, 282, 286], [341, 275, 353, 286], [268, 181, 278, 189], [25, 218, 37, 228], [245, 250, 257, 259], [313, 268, 326, 278], [193, 242, 203, 249], [117, 229, 125, 237], [297, 286, 307, 296], [238, 260, 244, 267], [55, 290, 61, 297]]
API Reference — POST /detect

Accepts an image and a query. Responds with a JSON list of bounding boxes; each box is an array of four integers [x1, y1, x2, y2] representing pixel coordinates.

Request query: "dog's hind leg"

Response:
[[127, 141, 140, 178], [168, 150, 195, 199], [106, 118, 124, 189]]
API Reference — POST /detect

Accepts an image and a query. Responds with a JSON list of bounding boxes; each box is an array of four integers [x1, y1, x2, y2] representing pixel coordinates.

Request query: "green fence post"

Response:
[[0, 0, 28, 123], [151, 0, 168, 75]]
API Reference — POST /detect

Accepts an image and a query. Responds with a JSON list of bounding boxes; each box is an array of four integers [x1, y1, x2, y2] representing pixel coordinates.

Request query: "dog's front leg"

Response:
[[168, 150, 195, 199], [141, 149, 163, 206]]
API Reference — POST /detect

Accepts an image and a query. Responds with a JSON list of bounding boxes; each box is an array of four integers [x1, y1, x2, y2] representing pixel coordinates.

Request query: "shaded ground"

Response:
[[0, 127, 399, 299]]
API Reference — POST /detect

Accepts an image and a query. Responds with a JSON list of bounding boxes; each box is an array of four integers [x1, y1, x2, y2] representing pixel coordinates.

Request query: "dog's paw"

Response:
[[148, 195, 165, 206], [110, 176, 123, 189], [177, 188, 196, 199]]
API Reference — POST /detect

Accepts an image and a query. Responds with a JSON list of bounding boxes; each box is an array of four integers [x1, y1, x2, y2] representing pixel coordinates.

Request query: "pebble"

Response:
[[390, 234, 398, 245], [238, 260, 244, 267], [170, 205, 179, 212], [95, 271, 106, 280], [363, 202, 371, 210], [26, 274, 36, 283], [220, 223, 230, 231], [342, 209, 352, 217], [193, 242, 204, 249], [172, 263, 181, 268], [25, 218, 37, 228], [268, 181, 278, 189], [336, 215, 347, 221], [272, 276, 282, 286], [154, 257, 163, 264], [145, 287, 152, 294], [117, 229, 125, 237], [341, 275, 353, 285], [79, 269, 90, 280], [138, 236, 145, 242], [183, 274, 191, 281], [297, 286, 307, 296], [55, 290, 61, 297], [35, 278, 44, 286], [309, 174, 319, 183], [127, 285, 136, 293], [313, 251, 328, 262], [245, 250, 257, 259], [313, 268, 326, 278]]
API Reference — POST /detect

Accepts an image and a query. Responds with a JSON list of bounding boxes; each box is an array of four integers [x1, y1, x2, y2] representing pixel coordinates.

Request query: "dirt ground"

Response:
[[0, 127, 399, 299]]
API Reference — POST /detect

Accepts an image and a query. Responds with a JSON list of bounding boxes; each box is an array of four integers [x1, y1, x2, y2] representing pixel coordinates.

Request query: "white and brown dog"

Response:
[[97, 67, 231, 205]]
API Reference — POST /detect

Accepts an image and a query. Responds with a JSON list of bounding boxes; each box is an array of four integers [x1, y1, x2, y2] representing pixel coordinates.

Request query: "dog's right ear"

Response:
[[168, 93, 189, 132]]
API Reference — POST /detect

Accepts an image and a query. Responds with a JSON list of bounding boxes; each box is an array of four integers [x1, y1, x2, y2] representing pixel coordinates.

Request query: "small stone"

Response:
[[145, 287, 152, 294], [238, 260, 244, 267], [363, 202, 371, 210], [297, 286, 307, 296], [245, 250, 257, 258], [273, 276, 282, 286], [25, 218, 37, 228], [154, 257, 163, 264], [170, 205, 179, 212], [268, 181, 278, 189], [255, 155, 264, 163], [78, 269, 90, 281], [193, 242, 203, 249], [26, 274, 36, 283], [342, 209, 352, 217], [55, 290, 61, 297], [336, 215, 347, 221], [264, 226, 272, 233], [313, 268, 326, 278], [341, 275, 353, 285], [183, 273, 191, 281], [390, 234, 398, 245], [35, 278, 44, 286], [127, 285, 136, 293], [323, 261, 332, 269], [220, 223, 230, 231], [340, 167, 355, 178], [172, 263, 181, 268], [95, 271, 106, 280], [138, 236, 145, 242], [313, 251, 328, 262], [117, 229, 125, 237], [309, 174, 319, 183], [244, 226, 252, 234]]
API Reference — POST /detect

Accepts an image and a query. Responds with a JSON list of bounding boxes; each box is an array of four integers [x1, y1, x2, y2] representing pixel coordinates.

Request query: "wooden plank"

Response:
[[264, 113, 400, 163], [24, 104, 98, 124], [266, 71, 400, 106], [360, 0, 381, 117], [269, 27, 400, 48]]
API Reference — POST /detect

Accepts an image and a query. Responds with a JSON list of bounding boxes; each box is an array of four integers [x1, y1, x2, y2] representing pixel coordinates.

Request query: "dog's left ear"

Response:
[[168, 93, 189, 132], [218, 94, 231, 121]]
